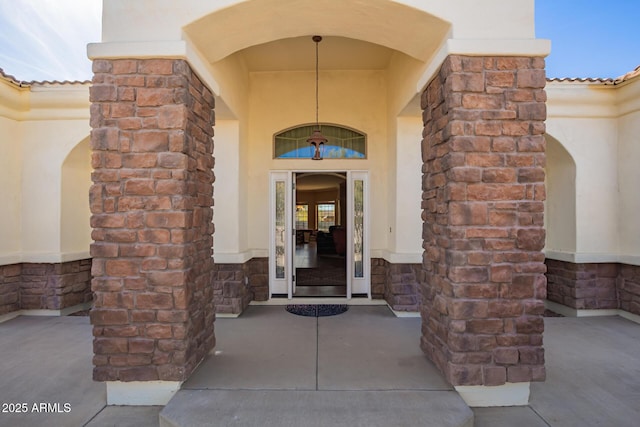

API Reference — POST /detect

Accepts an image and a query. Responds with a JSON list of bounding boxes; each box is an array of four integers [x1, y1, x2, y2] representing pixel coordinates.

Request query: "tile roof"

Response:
[[614, 65, 640, 83], [0, 68, 90, 87], [3, 63, 640, 88], [547, 64, 640, 85]]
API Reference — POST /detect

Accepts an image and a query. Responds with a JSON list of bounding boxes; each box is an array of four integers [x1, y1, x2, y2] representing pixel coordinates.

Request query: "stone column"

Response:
[[420, 56, 546, 406], [89, 59, 215, 404]]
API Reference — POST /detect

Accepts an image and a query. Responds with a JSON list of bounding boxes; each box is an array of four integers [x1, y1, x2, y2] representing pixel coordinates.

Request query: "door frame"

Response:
[[268, 170, 370, 300]]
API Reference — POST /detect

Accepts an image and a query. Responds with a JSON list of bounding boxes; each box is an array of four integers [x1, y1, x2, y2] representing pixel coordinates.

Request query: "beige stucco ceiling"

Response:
[[238, 36, 395, 72], [296, 172, 346, 191], [183, 0, 450, 65]]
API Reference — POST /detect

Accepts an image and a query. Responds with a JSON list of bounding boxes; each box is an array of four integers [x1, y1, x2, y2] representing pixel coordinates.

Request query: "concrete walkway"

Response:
[[0, 306, 639, 426], [163, 306, 472, 426]]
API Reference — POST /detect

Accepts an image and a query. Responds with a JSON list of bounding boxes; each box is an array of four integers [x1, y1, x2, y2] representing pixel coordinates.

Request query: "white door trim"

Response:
[[268, 171, 293, 297], [347, 171, 370, 298], [269, 170, 370, 300]]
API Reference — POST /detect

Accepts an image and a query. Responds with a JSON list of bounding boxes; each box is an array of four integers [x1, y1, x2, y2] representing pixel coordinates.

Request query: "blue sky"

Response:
[[0, 0, 101, 82], [0, 0, 638, 82], [536, 0, 640, 78]]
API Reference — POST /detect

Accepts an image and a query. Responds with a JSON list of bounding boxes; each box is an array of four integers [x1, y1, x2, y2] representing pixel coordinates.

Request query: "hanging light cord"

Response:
[[313, 35, 321, 128]]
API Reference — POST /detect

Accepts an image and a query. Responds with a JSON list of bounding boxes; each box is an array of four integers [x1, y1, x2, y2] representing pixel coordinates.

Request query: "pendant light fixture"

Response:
[[307, 35, 327, 160]]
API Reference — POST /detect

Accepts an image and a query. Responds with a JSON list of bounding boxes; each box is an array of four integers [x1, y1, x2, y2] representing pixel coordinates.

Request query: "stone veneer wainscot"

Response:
[[0, 260, 92, 316]]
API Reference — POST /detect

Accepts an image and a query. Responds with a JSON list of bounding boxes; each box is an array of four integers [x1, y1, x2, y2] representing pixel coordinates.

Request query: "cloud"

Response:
[[0, 0, 101, 81]]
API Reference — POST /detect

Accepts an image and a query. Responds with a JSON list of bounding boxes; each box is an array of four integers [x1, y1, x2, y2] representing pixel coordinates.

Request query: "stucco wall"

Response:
[[213, 119, 244, 258], [21, 120, 91, 261], [0, 117, 22, 262], [246, 70, 388, 254], [392, 116, 423, 259], [212, 69, 425, 262], [91, 0, 548, 119], [88, 0, 549, 267], [61, 138, 92, 258], [617, 80, 640, 261], [0, 82, 90, 266], [545, 77, 640, 265], [100, 0, 536, 50], [544, 134, 576, 253], [546, 117, 619, 256]]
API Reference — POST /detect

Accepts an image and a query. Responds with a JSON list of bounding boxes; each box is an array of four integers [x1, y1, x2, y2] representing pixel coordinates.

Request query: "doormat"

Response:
[[286, 304, 348, 317]]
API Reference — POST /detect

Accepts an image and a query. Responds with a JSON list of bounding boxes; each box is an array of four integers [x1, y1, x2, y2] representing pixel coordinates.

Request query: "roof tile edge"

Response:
[[547, 64, 640, 85], [0, 68, 91, 87]]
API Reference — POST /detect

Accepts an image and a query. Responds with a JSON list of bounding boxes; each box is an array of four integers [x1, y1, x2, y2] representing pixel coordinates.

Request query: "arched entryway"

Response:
[[89, 0, 550, 407]]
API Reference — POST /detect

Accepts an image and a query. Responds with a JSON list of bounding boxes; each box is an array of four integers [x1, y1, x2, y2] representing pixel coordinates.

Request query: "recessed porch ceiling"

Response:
[[180, 0, 452, 119], [239, 36, 395, 72], [183, 0, 450, 65]]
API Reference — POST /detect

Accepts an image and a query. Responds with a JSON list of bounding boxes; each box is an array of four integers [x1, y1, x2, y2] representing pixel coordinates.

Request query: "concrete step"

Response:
[[160, 389, 473, 427]]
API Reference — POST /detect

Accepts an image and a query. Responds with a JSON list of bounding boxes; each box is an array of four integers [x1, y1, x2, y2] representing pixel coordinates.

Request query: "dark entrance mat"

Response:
[[285, 304, 349, 317]]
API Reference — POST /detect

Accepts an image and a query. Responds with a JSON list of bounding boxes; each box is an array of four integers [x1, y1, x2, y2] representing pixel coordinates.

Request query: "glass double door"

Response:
[[269, 170, 369, 299]]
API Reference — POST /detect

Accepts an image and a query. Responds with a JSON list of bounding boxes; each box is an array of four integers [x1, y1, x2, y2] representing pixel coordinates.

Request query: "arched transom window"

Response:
[[274, 124, 366, 159]]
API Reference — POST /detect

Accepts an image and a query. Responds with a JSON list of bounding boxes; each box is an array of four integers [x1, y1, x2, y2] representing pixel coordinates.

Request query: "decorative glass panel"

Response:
[[295, 204, 309, 229], [274, 124, 366, 159], [353, 180, 364, 278], [275, 181, 286, 279], [317, 203, 336, 232]]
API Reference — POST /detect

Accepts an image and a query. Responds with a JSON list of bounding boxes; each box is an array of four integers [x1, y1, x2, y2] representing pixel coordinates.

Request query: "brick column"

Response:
[[420, 56, 546, 401], [89, 59, 215, 397]]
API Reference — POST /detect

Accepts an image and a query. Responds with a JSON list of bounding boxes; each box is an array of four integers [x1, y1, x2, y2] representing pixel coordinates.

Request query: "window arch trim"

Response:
[[273, 123, 367, 159]]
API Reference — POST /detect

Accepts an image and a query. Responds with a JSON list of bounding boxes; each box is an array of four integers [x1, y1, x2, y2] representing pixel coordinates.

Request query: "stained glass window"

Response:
[[274, 124, 366, 159]]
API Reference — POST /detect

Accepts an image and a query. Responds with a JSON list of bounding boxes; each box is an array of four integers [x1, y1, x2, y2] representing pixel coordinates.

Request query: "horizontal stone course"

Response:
[[374, 259, 421, 311], [0, 260, 93, 315], [546, 259, 640, 315], [0, 264, 22, 315]]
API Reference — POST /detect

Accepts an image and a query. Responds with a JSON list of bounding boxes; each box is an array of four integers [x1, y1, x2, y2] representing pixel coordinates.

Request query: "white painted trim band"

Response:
[[87, 41, 187, 60], [60, 251, 92, 263], [87, 40, 221, 96], [372, 250, 422, 264], [215, 312, 241, 318], [0, 311, 21, 324], [214, 249, 268, 264], [214, 251, 253, 264], [447, 38, 551, 57], [0, 254, 21, 265], [0, 251, 91, 266], [544, 250, 640, 266], [0, 302, 92, 324], [387, 305, 421, 318], [455, 382, 530, 407], [106, 381, 182, 406], [208, 250, 422, 264], [545, 300, 640, 325], [619, 310, 640, 325], [417, 38, 551, 92], [251, 297, 387, 306]]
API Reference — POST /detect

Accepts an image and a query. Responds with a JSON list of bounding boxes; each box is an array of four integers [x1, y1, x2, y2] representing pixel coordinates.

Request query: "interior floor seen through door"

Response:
[[294, 242, 346, 297]]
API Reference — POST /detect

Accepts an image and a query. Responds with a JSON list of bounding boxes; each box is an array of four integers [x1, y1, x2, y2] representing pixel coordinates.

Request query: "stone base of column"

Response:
[[455, 382, 530, 407], [106, 381, 182, 406]]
